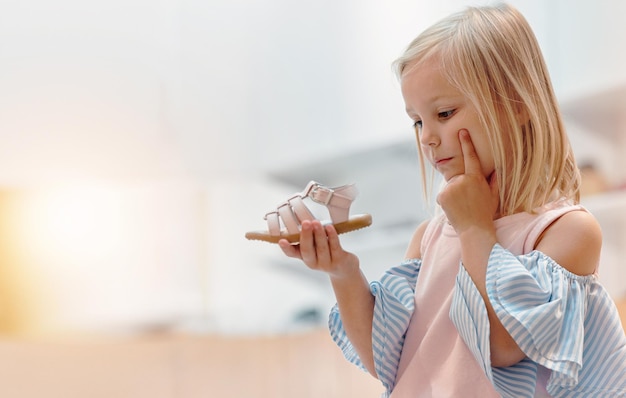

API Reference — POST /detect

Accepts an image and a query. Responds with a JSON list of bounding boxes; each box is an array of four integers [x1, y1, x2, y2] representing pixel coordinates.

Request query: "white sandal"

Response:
[[245, 181, 372, 244]]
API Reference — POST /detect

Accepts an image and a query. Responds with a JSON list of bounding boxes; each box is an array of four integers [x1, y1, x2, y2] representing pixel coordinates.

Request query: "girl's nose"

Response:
[[418, 124, 440, 147]]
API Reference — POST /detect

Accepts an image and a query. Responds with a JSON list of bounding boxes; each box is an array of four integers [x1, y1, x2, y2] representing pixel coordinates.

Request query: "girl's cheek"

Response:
[[419, 145, 430, 160]]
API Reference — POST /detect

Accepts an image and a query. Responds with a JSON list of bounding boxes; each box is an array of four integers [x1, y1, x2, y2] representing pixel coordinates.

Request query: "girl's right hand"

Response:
[[278, 219, 360, 280], [437, 129, 499, 237]]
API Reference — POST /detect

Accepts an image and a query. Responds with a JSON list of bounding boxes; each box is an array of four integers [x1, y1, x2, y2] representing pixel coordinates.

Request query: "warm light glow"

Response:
[[25, 186, 125, 258], [0, 181, 206, 336]]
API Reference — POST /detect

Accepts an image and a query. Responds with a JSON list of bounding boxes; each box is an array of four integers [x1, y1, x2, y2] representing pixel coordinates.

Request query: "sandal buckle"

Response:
[[309, 184, 334, 206]]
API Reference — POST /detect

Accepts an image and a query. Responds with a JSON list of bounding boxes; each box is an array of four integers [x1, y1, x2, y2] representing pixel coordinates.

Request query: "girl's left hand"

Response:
[[436, 129, 500, 236]]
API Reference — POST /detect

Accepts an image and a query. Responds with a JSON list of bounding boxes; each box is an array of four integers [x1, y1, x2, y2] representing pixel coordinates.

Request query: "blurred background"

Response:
[[0, 0, 624, 397]]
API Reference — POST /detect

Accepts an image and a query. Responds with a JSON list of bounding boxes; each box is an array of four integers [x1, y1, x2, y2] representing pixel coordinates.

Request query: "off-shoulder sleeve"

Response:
[[451, 243, 626, 398], [329, 259, 421, 395]]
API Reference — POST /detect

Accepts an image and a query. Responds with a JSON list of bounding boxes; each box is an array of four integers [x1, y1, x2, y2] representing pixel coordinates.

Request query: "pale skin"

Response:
[[279, 58, 603, 377]]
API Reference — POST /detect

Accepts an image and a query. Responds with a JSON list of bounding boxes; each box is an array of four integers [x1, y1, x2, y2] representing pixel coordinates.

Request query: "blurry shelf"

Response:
[[561, 85, 626, 142], [582, 190, 626, 220], [268, 138, 429, 230]]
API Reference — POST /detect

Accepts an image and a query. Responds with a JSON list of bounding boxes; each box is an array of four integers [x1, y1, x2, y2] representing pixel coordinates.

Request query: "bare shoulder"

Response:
[[535, 209, 602, 276], [404, 219, 430, 260]]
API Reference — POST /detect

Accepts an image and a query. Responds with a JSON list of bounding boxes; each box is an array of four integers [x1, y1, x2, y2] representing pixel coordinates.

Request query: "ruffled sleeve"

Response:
[[329, 259, 421, 395], [451, 243, 626, 398]]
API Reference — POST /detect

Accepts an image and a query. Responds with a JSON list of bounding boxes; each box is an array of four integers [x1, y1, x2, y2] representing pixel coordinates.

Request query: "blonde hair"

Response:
[[393, 3, 580, 215]]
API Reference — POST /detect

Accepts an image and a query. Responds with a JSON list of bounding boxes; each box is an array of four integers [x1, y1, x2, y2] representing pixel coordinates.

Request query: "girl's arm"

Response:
[[439, 131, 603, 367], [279, 220, 377, 375], [280, 218, 429, 378], [456, 221, 523, 367], [329, 219, 428, 377], [328, 265, 376, 376], [534, 210, 601, 277], [436, 130, 515, 365]]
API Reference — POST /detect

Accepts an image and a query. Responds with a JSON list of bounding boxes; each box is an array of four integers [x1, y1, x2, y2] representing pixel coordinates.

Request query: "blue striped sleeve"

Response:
[[328, 259, 421, 396], [451, 263, 538, 398], [452, 243, 626, 398], [486, 244, 626, 397]]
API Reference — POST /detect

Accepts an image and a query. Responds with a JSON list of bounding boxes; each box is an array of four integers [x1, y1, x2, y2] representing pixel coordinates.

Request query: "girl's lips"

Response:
[[435, 157, 452, 166]]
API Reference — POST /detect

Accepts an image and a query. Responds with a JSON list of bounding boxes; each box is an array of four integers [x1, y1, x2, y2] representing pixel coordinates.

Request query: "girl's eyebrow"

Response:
[[405, 94, 452, 115], [405, 108, 421, 119]]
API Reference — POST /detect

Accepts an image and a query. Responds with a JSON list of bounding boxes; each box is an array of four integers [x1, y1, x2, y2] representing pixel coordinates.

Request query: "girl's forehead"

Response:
[[400, 54, 440, 77], [401, 61, 460, 99]]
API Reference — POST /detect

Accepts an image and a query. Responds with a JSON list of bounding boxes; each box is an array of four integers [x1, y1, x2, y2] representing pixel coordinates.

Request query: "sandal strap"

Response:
[[304, 181, 357, 224], [263, 181, 358, 237], [288, 196, 315, 224], [265, 211, 281, 236], [277, 202, 299, 235]]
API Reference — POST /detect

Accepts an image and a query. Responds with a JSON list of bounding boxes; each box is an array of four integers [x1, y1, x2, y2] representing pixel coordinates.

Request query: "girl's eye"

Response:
[[413, 120, 423, 130], [438, 110, 455, 119]]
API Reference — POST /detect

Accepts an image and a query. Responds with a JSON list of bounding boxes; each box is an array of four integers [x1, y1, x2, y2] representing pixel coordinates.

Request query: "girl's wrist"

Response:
[[328, 258, 362, 283], [458, 224, 497, 248]]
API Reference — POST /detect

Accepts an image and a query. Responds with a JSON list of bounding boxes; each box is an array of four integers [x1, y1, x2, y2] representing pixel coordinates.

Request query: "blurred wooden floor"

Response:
[[0, 328, 382, 398], [0, 299, 624, 398]]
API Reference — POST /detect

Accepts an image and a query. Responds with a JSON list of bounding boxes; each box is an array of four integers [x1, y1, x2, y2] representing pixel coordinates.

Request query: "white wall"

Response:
[[0, 0, 624, 335]]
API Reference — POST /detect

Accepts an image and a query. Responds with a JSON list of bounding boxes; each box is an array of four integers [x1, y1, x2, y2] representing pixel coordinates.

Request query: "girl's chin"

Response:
[[442, 171, 463, 182], [440, 167, 495, 182]]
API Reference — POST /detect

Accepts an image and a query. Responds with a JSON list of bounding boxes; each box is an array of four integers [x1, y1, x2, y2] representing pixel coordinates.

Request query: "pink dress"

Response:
[[391, 201, 580, 396], [329, 199, 626, 397]]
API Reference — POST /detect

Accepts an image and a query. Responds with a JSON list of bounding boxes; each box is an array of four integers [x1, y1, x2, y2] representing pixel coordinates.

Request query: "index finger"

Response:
[[459, 129, 482, 175]]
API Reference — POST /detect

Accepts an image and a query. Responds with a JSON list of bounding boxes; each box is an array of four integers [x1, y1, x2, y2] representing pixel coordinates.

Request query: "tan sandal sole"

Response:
[[245, 214, 372, 244]]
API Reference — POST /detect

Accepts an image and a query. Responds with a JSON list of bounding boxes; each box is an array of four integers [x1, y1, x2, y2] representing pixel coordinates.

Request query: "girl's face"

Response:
[[401, 59, 496, 182]]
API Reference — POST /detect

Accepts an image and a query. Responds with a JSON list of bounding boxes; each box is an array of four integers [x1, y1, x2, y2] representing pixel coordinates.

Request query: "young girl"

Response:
[[273, 3, 626, 397]]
